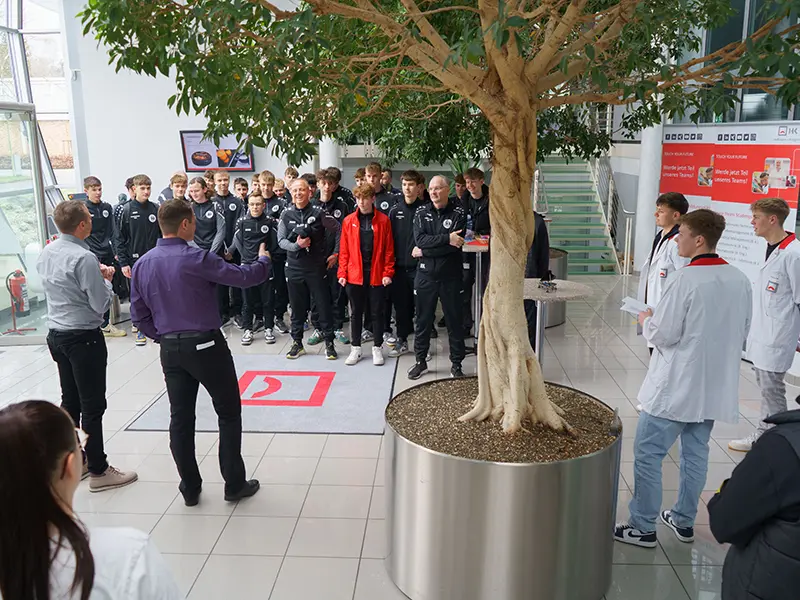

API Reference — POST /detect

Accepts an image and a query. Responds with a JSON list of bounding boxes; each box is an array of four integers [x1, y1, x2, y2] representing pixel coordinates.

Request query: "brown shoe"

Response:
[[89, 465, 138, 493]]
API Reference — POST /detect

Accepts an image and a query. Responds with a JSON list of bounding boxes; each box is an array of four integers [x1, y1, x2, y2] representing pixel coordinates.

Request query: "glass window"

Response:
[[741, 89, 789, 121], [0, 31, 23, 103], [0, 1, 7, 28], [24, 33, 67, 112], [706, 0, 746, 54], [23, 0, 61, 30], [39, 117, 72, 169]]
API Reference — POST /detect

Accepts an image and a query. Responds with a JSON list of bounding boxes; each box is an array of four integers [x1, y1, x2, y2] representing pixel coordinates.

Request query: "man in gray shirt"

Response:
[[38, 200, 138, 492]]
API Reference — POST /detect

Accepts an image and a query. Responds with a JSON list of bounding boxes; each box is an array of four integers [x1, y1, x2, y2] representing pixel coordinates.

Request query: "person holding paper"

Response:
[[615, 209, 752, 549], [729, 198, 800, 453], [636, 192, 691, 355]]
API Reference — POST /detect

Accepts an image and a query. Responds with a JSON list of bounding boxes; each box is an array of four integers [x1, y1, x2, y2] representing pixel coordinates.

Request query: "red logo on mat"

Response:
[[238, 371, 336, 407]]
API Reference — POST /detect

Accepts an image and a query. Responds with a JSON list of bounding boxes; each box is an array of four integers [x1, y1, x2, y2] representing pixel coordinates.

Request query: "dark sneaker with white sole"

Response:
[[325, 341, 338, 360], [660, 510, 694, 543], [407, 361, 428, 380], [274, 319, 290, 334], [613, 522, 657, 548], [450, 365, 465, 378], [287, 341, 305, 359]]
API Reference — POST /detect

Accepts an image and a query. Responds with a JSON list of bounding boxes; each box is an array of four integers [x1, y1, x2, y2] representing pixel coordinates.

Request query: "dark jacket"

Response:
[[389, 198, 427, 268], [263, 194, 288, 256], [708, 409, 800, 600], [191, 200, 225, 253], [212, 193, 245, 249], [277, 202, 340, 272], [462, 183, 490, 235], [314, 196, 351, 262], [375, 187, 400, 214], [117, 199, 162, 267], [525, 213, 550, 278], [413, 200, 466, 281], [84, 200, 115, 261], [233, 212, 276, 264]]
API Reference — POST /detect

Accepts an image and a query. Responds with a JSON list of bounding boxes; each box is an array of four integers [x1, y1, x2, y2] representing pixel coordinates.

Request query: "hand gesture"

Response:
[[297, 236, 311, 249], [382, 277, 392, 287], [637, 308, 653, 326], [338, 277, 347, 287], [99, 264, 115, 281], [258, 243, 270, 258], [326, 254, 338, 269], [224, 252, 233, 261], [449, 230, 465, 248], [411, 246, 423, 258], [121, 265, 132, 279]]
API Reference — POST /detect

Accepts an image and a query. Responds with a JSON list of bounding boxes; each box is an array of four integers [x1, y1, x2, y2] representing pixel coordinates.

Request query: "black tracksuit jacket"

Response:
[[413, 201, 466, 281], [117, 199, 162, 267]]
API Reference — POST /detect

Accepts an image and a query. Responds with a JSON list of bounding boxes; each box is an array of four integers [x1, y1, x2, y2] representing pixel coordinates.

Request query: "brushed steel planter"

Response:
[[384, 381, 622, 600]]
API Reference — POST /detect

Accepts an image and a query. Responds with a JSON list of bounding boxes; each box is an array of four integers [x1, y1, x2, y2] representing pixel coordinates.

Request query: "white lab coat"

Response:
[[638, 257, 752, 424], [746, 233, 800, 373]]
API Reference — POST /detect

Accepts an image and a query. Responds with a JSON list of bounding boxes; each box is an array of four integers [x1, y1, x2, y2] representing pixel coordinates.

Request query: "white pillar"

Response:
[[633, 123, 663, 271], [318, 137, 341, 170], [60, 0, 92, 184]]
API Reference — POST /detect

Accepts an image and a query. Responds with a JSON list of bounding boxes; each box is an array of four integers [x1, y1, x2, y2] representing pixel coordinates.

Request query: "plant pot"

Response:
[[384, 380, 622, 600]]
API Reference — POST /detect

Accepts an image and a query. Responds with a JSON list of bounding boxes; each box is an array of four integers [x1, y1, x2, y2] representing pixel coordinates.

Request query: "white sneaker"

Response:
[[345, 346, 362, 366], [728, 431, 761, 452], [131, 324, 139, 334], [241, 330, 254, 346], [102, 324, 127, 338], [264, 328, 276, 344], [373, 345, 385, 366]]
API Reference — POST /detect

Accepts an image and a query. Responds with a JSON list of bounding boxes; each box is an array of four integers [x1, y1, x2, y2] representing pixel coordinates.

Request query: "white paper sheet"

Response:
[[620, 296, 653, 316]]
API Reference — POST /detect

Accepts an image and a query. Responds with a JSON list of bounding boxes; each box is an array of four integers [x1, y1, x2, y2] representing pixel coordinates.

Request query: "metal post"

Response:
[[532, 169, 539, 212], [623, 216, 633, 276], [534, 301, 547, 365], [473, 252, 483, 345]]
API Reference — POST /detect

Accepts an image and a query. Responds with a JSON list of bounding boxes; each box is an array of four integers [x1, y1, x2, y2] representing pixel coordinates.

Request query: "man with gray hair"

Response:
[[408, 175, 467, 380]]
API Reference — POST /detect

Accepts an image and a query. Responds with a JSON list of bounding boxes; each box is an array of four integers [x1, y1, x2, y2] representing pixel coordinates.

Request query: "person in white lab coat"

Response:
[[0, 400, 181, 600], [615, 209, 752, 549], [637, 192, 691, 354], [729, 197, 800, 453]]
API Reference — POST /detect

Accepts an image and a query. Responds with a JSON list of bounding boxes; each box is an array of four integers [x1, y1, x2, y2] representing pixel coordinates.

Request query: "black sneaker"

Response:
[[430, 327, 438, 339], [451, 365, 465, 378], [613, 522, 657, 548], [407, 361, 428, 380], [325, 341, 338, 360], [660, 510, 694, 543], [224, 479, 260, 502], [274, 319, 290, 334], [287, 341, 305, 359], [252, 318, 264, 333], [233, 315, 246, 330]]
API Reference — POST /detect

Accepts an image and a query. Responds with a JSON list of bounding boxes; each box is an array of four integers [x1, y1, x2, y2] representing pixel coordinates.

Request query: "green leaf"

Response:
[[506, 16, 526, 28]]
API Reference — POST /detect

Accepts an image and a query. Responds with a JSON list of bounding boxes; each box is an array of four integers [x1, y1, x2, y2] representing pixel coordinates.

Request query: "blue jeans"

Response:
[[628, 411, 714, 533]]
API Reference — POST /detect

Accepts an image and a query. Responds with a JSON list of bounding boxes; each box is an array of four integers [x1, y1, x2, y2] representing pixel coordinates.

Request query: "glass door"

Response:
[[0, 105, 49, 345]]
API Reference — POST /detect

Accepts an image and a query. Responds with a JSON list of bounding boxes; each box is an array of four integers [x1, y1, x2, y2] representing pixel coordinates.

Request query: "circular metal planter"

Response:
[[384, 380, 622, 600]]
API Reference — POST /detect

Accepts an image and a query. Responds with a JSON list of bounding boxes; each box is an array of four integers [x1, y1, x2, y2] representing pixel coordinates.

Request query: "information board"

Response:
[[179, 130, 254, 173]]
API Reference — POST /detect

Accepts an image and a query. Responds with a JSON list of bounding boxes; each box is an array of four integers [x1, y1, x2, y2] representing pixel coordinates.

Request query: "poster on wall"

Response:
[[660, 122, 800, 285], [180, 131, 255, 173]]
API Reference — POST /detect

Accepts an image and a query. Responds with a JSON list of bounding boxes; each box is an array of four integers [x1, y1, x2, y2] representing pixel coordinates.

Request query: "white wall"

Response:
[[61, 0, 312, 200]]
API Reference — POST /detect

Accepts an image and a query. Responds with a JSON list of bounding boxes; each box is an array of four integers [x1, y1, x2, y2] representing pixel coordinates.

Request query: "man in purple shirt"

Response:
[[130, 199, 271, 506]]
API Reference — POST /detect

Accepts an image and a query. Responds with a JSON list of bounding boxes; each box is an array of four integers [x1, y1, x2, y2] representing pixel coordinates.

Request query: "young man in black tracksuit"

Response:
[[117, 174, 161, 346], [260, 170, 290, 334], [277, 178, 341, 360], [187, 176, 225, 255], [111, 177, 135, 301], [212, 170, 245, 327], [408, 175, 467, 380], [461, 167, 490, 335], [232, 192, 277, 346], [388, 170, 428, 357], [309, 170, 352, 345]]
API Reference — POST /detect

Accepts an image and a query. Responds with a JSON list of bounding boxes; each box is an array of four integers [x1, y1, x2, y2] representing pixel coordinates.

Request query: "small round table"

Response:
[[523, 278, 593, 365], [463, 238, 490, 347]]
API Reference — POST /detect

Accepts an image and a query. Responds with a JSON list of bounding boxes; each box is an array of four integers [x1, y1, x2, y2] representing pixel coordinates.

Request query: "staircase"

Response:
[[537, 156, 620, 276]]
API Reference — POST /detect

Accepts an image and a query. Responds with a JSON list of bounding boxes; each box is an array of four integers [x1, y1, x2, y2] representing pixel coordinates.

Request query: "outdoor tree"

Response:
[[83, 0, 800, 434]]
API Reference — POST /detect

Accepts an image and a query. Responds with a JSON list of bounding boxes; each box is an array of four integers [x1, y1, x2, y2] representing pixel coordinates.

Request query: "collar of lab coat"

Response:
[[779, 232, 797, 250], [688, 254, 727, 266]]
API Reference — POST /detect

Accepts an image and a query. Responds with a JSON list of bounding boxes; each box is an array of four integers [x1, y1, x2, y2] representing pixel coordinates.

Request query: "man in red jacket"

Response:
[[337, 183, 395, 366]]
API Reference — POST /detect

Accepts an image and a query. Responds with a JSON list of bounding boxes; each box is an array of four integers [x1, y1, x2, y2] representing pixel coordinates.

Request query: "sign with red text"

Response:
[[238, 371, 335, 407], [661, 122, 800, 284]]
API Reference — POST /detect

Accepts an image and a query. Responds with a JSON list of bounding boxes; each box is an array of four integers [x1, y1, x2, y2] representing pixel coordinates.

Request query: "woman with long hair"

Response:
[[0, 401, 180, 599]]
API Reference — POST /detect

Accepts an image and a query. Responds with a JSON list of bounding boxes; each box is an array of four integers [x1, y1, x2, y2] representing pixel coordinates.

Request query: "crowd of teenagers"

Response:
[[83, 161, 550, 377]]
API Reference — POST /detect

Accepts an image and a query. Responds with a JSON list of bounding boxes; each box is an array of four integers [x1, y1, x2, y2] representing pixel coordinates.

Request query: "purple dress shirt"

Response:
[[130, 237, 270, 340]]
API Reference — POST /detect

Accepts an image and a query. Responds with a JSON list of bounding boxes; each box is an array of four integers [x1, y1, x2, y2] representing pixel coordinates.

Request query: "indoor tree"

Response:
[[82, 0, 800, 434]]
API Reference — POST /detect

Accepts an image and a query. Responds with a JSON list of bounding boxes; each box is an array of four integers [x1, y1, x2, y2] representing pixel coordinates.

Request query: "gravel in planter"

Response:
[[386, 378, 617, 463]]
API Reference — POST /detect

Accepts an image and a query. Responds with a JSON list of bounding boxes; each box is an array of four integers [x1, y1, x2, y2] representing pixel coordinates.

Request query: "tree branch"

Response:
[[525, 0, 588, 82]]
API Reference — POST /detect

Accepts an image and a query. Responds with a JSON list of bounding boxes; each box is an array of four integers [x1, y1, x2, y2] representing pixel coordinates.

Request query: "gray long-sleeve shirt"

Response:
[[37, 234, 112, 331]]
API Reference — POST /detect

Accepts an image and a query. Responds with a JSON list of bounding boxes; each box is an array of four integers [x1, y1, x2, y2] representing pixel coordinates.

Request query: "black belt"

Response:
[[161, 330, 217, 340]]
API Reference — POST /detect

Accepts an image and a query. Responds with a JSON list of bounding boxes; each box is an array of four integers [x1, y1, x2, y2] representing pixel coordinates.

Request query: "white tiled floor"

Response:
[[0, 274, 786, 599]]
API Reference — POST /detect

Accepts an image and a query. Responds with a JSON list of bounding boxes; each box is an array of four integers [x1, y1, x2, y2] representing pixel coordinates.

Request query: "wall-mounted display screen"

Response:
[[180, 131, 254, 172]]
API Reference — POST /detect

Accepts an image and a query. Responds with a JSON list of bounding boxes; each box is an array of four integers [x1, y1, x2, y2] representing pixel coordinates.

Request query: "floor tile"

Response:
[[188, 555, 282, 599], [301, 485, 372, 519], [287, 518, 367, 558], [104, 431, 167, 455], [165, 483, 237, 516], [266, 433, 328, 457], [150, 514, 229, 554], [270, 557, 359, 600], [362, 519, 387, 559], [77, 512, 161, 533], [674, 565, 723, 599], [232, 484, 309, 518], [135, 453, 180, 482], [606, 565, 690, 600], [323, 434, 383, 458], [658, 525, 729, 566], [354, 559, 409, 600], [374, 459, 386, 486], [97, 481, 179, 514], [313, 458, 377, 486], [255, 456, 320, 484], [212, 516, 296, 556], [161, 553, 207, 597], [369, 486, 386, 519]]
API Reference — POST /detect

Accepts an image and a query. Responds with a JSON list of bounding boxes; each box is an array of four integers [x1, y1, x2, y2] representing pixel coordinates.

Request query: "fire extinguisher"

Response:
[[6, 270, 30, 317]]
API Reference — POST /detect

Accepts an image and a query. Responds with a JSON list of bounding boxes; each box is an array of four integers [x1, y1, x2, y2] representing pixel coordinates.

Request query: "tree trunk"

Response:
[[459, 112, 571, 434]]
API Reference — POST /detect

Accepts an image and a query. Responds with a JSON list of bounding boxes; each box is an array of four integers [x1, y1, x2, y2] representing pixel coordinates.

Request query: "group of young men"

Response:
[[615, 192, 800, 553], [80, 162, 493, 379]]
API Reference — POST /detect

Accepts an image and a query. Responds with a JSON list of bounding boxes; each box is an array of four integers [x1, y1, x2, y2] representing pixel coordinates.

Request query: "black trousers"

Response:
[[271, 254, 289, 319], [47, 328, 109, 475], [524, 299, 539, 354], [243, 278, 274, 330], [391, 266, 416, 342], [347, 282, 385, 347], [414, 275, 465, 365], [217, 253, 243, 319], [363, 288, 392, 335], [160, 330, 246, 497], [287, 267, 334, 343], [311, 267, 346, 331]]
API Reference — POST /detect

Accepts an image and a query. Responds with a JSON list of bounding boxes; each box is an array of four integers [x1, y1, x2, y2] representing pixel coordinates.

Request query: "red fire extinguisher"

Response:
[[6, 270, 30, 317]]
